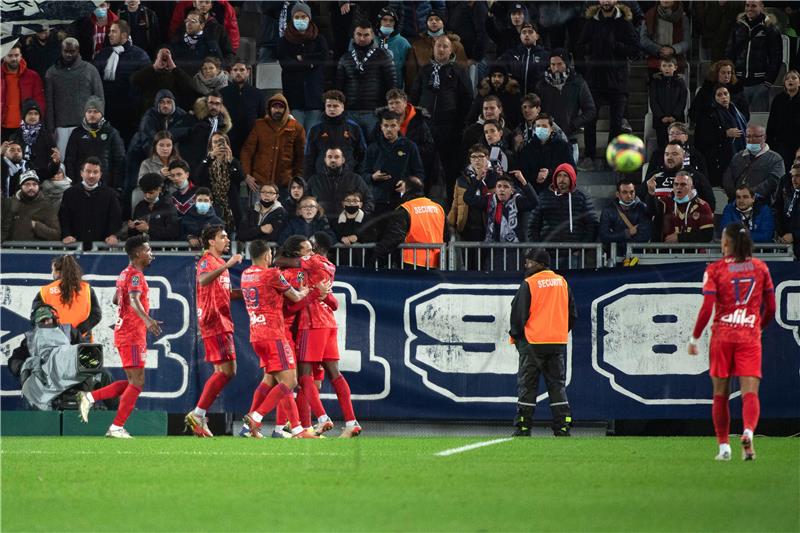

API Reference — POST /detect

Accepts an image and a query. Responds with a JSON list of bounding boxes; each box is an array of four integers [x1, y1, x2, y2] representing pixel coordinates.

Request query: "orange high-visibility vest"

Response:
[[400, 197, 445, 268], [39, 280, 91, 329], [523, 270, 570, 344]]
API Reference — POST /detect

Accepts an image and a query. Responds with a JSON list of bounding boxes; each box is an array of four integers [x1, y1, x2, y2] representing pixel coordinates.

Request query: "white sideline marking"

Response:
[[0, 450, 345, 458], [435, 438, 513, 457]]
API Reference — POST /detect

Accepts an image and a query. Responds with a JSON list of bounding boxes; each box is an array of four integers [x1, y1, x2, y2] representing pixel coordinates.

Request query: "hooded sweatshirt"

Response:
[[1, 58, 45, 128], [527, 163, 598, 242]]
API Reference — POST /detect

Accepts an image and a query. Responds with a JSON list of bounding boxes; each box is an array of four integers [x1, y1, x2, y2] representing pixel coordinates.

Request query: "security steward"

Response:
[[509, 249, 576, 437]]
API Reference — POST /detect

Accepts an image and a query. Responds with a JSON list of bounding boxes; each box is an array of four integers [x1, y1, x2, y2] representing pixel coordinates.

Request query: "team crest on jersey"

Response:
[[200, 259, 208, 270], [296, 271, 305, 284], [131, 275, 140, 286]]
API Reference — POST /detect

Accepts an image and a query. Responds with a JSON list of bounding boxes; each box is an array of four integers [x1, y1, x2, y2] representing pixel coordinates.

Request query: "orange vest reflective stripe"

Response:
[[523, 270, 569, 344], [40, 281, 91, 329], [400, 197, 445, 267]]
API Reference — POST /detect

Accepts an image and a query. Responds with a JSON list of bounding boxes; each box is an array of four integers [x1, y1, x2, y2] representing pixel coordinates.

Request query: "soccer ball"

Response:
[[605, 134, 646, 173]]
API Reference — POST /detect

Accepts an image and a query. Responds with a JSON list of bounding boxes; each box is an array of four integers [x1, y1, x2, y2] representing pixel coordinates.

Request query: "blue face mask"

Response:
[[293, 19, 309, 32], [428, 28, 444, 37], [535, 127, 550, 141], [746, 143, 761, 155], [380, 25, 393, 36], [618, 198, 636, 207], [94, 7, 107, 18], [195, 201, 211, 214], [674, 194, 691, 204]]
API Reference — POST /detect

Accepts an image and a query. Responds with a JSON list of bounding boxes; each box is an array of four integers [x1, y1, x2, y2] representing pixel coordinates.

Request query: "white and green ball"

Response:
[[605, 134, 646, 173]]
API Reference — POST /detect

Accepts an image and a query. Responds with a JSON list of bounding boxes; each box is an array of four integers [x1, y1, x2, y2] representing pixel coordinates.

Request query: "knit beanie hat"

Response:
[[22, 99, 41, 117], [84, 96, 105, 115], [291, 2, 312, 19]]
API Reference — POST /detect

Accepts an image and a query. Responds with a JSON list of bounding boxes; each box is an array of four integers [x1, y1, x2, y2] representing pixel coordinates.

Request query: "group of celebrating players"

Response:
[[78, 226, 360, 440]]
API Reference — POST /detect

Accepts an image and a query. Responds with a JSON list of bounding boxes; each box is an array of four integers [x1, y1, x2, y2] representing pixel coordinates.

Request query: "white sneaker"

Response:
[[715, 449, 732, 461], [76, 391, 93, 423], [105, 427, 133, 439]]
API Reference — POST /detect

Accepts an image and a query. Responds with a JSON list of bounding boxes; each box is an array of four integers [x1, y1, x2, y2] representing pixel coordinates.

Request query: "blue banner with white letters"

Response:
[[2, 253, 799, 420]]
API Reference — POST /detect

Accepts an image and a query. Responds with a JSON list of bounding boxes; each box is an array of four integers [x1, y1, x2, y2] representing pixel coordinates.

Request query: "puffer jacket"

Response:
[[168, 0, 240, 52], [405, 31, 468, 89], [724, 12, 783, 85], [303, 113, 367, 177], [277, 22, 329, 110], [536, 71, 596, 140], [407, 58, 473, 131], [335, 42, 396, 111], [500, 43, 549, 97], [576, 4, 640, 93], [1, 58, 45, 120], [527, 163, 598, 243], [1, 189, 60, 242], [132, 89, 192, 154], [64, 120, 126, 191], [179, 96, 233, 172]]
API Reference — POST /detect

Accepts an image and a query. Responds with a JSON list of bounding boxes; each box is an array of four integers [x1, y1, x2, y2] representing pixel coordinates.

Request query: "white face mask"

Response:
[[82, 180, 99, 190]]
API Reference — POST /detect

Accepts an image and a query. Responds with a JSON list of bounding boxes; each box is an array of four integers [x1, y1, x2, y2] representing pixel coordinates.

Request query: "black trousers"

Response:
[[583, 88, 627, 159], [515, 338, 571, 430]]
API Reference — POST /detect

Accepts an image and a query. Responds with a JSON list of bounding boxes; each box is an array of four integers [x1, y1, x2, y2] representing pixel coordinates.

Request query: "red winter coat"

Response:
[[1, 58, 45, 122], [168, 0, 239, 52]]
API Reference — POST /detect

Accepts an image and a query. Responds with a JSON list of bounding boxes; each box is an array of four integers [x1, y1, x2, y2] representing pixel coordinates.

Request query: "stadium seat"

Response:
[[255, 62, 282, 90]]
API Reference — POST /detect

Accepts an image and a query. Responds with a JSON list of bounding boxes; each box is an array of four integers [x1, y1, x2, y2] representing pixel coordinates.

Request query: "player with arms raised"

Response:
[[185, 225, 243, 437], [689, 223, 776, 461], [78, 235, 162, 438]]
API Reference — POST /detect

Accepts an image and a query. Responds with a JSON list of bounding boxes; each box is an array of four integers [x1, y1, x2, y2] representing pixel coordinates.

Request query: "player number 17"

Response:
[[731, 276, 756, 305]]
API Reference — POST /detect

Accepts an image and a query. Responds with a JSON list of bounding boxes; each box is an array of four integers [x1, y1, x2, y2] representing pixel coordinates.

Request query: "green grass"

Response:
[[2, 436, 798, 532]]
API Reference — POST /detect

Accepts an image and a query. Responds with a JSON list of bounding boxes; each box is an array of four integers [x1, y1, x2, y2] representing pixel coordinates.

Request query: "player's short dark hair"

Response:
[[323, 89, 345, 104], [168, 159, 190, 173], [249, 239, 270, 261], [201, 224, 225, 250], [139, 173, 164, 193], [282, 235, 310, 257], [195, 187, 212, 198], [616, 178, 637, 190], [723, 222, 753, 262], [534, 112, 553, 126], [125, 234, 149, 258], [377, 109, 400, 123], [82, 156, 102, 172], [311, 231, 333, 254]]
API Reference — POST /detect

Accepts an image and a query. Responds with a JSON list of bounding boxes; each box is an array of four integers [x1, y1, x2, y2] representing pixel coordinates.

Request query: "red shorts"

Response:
[[202, 332, 236, 363], [117, 345, 146, 369], [709, 337, 762, 378], [296, 328, 339, 363], [252, 339, 296, 374]]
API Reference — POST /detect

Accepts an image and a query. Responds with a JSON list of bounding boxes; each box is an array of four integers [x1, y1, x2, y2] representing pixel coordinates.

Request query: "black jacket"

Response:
[[117, 5, 161, 59], [464, 179, 538, 242], [180, 204, 224, 239], [528, 187, 598, 243], [92, 42, 151, 134], [220, 82, 266, 157], [648, 73, 687, 121], [774, 175, 800, 257], [598, 199, 653, 249], [306, 167, 374, 216], [64, 121, 126, 191], [132, 89, 192, 155], [517, 136, 575, 194], [278, 215, 336, 245], [303, 113, 367, 178], [500, 43, 549, 97], [58, 184, 121, 242], [536, 72, 596, 140], [194, 156, 245, 229], [169, 26, 231, 76], [362, 135, 425, 206], [335, 43, 397, 111], [693, 102, 748, 186], [724, 12, 783, 85], [277, 29, 329, 111], [10, 127, 59, 181], [129, 198, 180, 240], [408, 60, 473, 132], [445, 1, 488, 61], [575, 4, 640, 93], [689, 80, 749, 126], [238, 203, 288, 242], [766, 91, 800, 171]]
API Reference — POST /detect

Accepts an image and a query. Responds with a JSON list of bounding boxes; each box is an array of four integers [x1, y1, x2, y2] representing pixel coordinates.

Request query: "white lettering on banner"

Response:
[[775, 280, 800, 349]]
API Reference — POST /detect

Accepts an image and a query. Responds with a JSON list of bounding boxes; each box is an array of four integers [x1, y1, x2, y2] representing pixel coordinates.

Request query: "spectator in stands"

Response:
[[482, 119, 515, 177], [766, 70, 800, 172], [487, 2, 531, 57], [689, 60, 749, 126], [648, 56, 688, 150], [659, 122, 708, 178], [283, 176, 306, 218], [64, 97, 125, 194], [238, 182, 287, 242], [74, 2, 118, 60], [470, 63, 523, 129], [404, 11, 468, 90], [303, 90, 366, 178], [722, 125, 785, 201], [126, 173, 180, 240], [2, 44, 45, 141], [575, 0, 640, 171], [59, 156, 121, 247], [181, 91, 232, 173], [220, 60, 265, 159], [537, 49, 596, 166], [465, 169, 537, 245], [644, 141, 715, 210], [333, 191, 369, 246], [649, 171, 714, 243], [694, 85, 748, 187], [363, 109, 425, 216], [724, 0, 783, 111], [335, 21, 397, 140], [528, 163, 598, 251], [397, 2, 447, 41], [446, 1, 488, 84], [407, 35, 473, 197], [1, 170, 60, 242], [11, 100, 60, 181], [1, 140, 28, 198], [512, 94, 570, 156], [775, 163, 800, 259], [45, 38, 104, 156], [278, 195, 336, 245], [500, 22, 548, 97], [307, 147, 374, 219], [167, 159, 198, 217], [169, 10, 227, 76], [93, 20, 150, 144], [182, 187, 225, 248], [169, 0, 240, 54], [130, 90, 191, 170], [21, 26, 64, 78], [117, 0, 161, 59], [241, 93, 305, 200], [190, 56, 229, 96], [639, 1, 690, 76], [194, 131, 243, 232], [131, 130, 182, 211], [277, 2, 329, 131], [374, 7, 411, 89], [599, 177, 652, 259], [462, 96, 513, 163], [131, 48, 196, 113], [720, 184, 775, 242], [40, 164, 71, 209], [449, 144, 497, 243], [692, 1, 743, 62], [518, 113, 575, 195]]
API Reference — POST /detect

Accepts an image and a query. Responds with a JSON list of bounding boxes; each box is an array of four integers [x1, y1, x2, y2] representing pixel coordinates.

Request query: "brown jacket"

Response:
[[1, 190, 61, 242], [240, 93, 306, 188], [405, 32, 468, 90]]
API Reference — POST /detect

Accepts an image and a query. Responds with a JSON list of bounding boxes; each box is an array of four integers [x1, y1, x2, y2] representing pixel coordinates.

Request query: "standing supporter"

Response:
[[131, 48, 196, 114], [639, 1, 690, 75], [575, 0, 640, 170], [1, 140, 30, 198], [126, 173, 180, 241], [1, 170, 60, 243], [647, 172, 714, 243], [397, 2, 447, 41], [511, 93, 569, 154], [487, 2, 531, 57], [2, 44, 45, 141], [648, 56, 688, 151], [499, 22, 548, 97], [775, 164, 800, 259], [169, 10, 227, 76], [117, 0, 161, 59], [77, 235, 162, 439], [469, 63, 523, 130], [689, 60, 749, 127], [693, 85, 748, 187], [278, 196, 336, 245], [404, 11, 468, 90], [335, 21, 397, 140], [766, 70, 800, 173], [599, 178, 653, 260], [509, 249, 576, 437], [167, 159, 198, 217], [41, 165, 71, 208], [58, 157, 121, 248], [303, 90, 367, 179], [74, 2, 118, 60], [180, 92, 232, 173], [642, 141, 715, 210], [185, 225, 243, 437], [445, 0, 488, 84], [517, 113, 574, 195], [481, 119, 515, 176], [720, 185, 775, 242], [722, 125, 785, 201], [190, 56, 229, 96], [465, 170, 537, 250], [64, 97, 125, 194], [238, 183, 287, 242], [334, 191, 370, 247], [44, 38, 104, 157], [21, 27, 64, 78], [277, 2, 328, 131], [692, 1, 743, 62], [306, 147, 374, 218], [195, 132, 243, 233], [449, 144, 497, 243], [181, 187, 225, 248], [689, 223, 776, 460], [373, 7, 411, 89], [33, 255, 100, 343], [241, 93, 305, 200], [11, 100, 60, 181], [169, 0, 240, 53], [220, 61, 266, 159]]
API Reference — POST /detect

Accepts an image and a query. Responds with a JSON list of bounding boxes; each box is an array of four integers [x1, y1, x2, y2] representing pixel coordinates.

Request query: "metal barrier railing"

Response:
[[626, 243, 795, 264], [449, 242, 605, 271]]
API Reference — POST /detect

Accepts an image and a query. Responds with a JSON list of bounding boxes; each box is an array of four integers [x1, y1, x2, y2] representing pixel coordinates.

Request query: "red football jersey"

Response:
[[241, 265, 291, 342], [296, 254, 337, 330], [114, 265, 149, 347], [702, 256, 775, 342], [281, 266, 305, 340], [196, 253, 234, 337]]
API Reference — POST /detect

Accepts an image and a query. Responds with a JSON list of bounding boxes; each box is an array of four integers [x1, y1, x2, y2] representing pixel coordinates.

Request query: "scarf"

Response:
[[103, 45, 125, 81], [3, 157, 26, 176], [278, 1, 290, 37], [19, 122, 42, 159], [429, 59, 443, 89], [714, 102, 747, 153], [736, 206, 754, 230], [485, 194, 520, 242], [209, 157, 234, 229], [284, 20, 319, 44], [544, 67, 570, 90], [184, 31, 202, 48], [350, 46, 376, 73], [192, 70, 229, 95], [81, 118, 106, 137], [93, 23, 107, 57], [785, 188, 800, 220], [521, 122, 536, 146]]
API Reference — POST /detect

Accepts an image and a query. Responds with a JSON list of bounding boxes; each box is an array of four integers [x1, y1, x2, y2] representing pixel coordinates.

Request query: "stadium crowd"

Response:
[[1, 0, 799, 262]]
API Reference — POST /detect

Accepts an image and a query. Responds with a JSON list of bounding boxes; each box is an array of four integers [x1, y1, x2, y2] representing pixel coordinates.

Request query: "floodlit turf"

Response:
[[2, 436, 798, 532]]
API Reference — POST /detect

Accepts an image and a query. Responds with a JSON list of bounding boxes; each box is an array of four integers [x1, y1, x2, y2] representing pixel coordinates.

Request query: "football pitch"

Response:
[[2, 436, 798, 532]]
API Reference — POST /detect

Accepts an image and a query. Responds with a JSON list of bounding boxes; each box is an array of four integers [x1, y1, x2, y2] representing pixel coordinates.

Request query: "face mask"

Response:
[[293, 19, 309, 31], [145, 195, 159, 205], [380, 25, 393, 36], [195, 201, 211, 214], [428, 28, 444, 37], [674, 194, 691, 204], [746, 143, 761, 155], [618, 198, 636, 207], [82, 180, 99, 190], [175, 179, 188, 191], [535, 127, 550, 141], [260, 199, 275, 209], [344, 205, 360, 214], [94, 7, 107, 18]]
